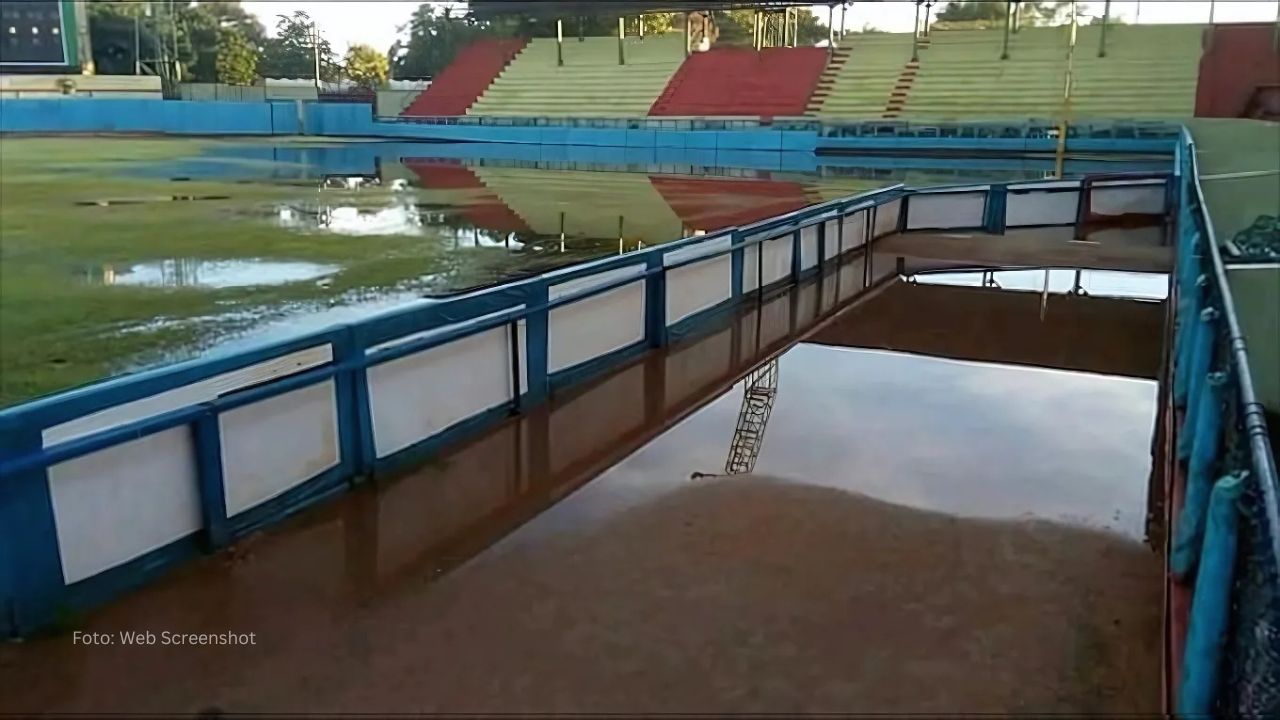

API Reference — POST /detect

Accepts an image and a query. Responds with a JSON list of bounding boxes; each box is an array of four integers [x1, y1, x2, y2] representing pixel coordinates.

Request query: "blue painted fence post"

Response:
[[193, 409, 231, 551], [0, 427, 64, 637], [1174, 275, 1208, 408], [331, 327, 368, 481], [1179, 306, 1220, 460], [524, 280, 551, 405], [1171, 371, 1228, 578], [791, 229, 803, 282], [730, 230, 745, 300], [984, 185, 1008, 235], [645, 251, 667, 348], [1178, 471, 1246, 718]]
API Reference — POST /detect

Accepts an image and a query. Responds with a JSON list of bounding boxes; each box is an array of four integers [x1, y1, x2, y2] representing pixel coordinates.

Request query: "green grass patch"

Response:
[[0, 137, 564, 407]]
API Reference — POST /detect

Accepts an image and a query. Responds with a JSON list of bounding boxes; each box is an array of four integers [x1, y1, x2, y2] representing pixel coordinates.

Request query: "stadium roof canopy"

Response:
[[470, 1, 838, 18]]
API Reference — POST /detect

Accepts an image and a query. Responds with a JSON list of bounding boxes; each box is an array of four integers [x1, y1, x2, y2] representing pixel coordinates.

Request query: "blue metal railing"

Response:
[[1172, 129, 1280, 717]]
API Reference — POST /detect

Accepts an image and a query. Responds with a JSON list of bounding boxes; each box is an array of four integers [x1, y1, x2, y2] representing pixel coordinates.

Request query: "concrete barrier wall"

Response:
[[0, 98, 1179, 156]]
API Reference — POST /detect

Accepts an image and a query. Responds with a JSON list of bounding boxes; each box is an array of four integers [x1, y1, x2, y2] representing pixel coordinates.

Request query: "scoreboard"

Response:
[[0, 0, 78, 70]]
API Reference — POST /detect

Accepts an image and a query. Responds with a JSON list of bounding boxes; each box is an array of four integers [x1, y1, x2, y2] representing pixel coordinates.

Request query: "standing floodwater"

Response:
[[0, 136, 1167, 407], [0, 255, 1166, 714]]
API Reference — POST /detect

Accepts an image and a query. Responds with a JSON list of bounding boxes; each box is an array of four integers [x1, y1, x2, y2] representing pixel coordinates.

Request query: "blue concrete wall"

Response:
[[0, 98, 1174, 155]]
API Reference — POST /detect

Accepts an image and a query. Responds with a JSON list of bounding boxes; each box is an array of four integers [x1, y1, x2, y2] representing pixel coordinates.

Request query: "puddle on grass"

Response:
[[86, 259, 341, 289]]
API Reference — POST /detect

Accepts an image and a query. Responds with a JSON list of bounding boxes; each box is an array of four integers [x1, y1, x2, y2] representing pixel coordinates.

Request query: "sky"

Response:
[[241, 1, 1279, 54]]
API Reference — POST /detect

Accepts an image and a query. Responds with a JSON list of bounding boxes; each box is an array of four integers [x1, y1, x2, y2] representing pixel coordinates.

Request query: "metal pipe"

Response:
[[312, 22, 320, 90], [1186, 130, 1280, 585], [923, 1, 932, 37], [685, 12, 691, 56], [828, 4, 835, 53], [1055, 1, 1078, 177], [1099, 0, 1111, 57], [556, 19, 564, 66], [618, 16, 625, 65], [1001, 0, 1013, 59], [841, 2, 848, 43], [134, 14, 141, 75], [911, 1, 921, 61]]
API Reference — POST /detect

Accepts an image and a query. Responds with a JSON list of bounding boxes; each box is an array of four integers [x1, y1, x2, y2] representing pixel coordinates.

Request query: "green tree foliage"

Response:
[[86, 0, 162, 75], [390, 5, 505, 80], [215, 26, 258, 85], [711, 8, 828, 47], [344, 43, 389, 89], [260, 11, 340, 81], [183, 2, 266, 83], [936, 1, 1074, 26]]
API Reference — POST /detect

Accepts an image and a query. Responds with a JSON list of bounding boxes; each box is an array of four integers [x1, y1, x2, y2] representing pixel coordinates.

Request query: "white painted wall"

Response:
[[219, 380, 341, 517], [906, 191, 987, 230], [48, 427, 201, 584], [548, 280, 646, 373], [368, 327, 518, 458], [666, 235, 732, 324], [1006, 190, 1080, 226]]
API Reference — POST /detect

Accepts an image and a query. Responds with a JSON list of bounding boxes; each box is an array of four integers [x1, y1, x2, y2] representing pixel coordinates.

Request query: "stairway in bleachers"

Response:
[[469, 36, 684, 117], [807, 33, 916, 120], [804, 47, 850, 114], [400, 39, 528, 117], [648, 47, 828, 117], [883, 36, 929, 119]]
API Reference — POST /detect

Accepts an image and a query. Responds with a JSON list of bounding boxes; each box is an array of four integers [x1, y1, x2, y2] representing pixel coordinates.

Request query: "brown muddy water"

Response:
[[0, 241, 1168, 715]]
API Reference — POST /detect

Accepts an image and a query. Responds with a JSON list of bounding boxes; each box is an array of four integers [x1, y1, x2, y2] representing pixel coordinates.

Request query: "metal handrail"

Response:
[[1184, 128, 1280, 574]]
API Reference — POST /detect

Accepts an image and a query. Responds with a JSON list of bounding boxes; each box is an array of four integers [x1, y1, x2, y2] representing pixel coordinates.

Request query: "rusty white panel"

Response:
[[873, 199, 902, 238], [906, 191, 987, 230], [841, 210, 867, 253], [549, 280, 646, 373], [1006, 190, 1079, 226], [823, 219, 841, 261], [1090, 184, 1165, 216], [220, 380, 340, 516], [369, 327, 515, 458], [667, 254, 732, 325], [800, 224, 820, 271]]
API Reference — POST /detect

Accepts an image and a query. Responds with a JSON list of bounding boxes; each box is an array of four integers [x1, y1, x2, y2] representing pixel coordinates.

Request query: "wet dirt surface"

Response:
[[0, 243, 1166, 715]]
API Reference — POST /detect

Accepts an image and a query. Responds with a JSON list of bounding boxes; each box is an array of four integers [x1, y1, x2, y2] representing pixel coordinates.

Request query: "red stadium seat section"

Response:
[[648, 47, 829, 118], [1195, 23, 1280, 118], [402, 159, 532, 234], [649, 175, 815, 231], [400, 38, 529, 117]]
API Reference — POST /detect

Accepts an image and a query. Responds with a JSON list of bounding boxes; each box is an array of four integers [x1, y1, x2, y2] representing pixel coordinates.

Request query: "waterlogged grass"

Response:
[[0, 138, 556, 407]]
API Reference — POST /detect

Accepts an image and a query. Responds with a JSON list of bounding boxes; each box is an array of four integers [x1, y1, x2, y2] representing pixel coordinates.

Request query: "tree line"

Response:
[[88, 1, 840, 86], [90, 1, 1088, 88], [87, 1, 388, 88]]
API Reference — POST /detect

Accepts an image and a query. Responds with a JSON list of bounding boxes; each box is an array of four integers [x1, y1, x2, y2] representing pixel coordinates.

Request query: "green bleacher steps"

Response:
[[1071, 24, 1203, 118], [469, 167, 685, 245], [810, 24, 1204, 123], [809, 33, 916, 119], [901, 27, 1069, 121], [468, 36, 685, 117]]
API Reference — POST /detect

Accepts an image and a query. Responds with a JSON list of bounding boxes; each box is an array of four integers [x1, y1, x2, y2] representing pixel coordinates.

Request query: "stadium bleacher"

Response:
[[468, 35, 684, 117]]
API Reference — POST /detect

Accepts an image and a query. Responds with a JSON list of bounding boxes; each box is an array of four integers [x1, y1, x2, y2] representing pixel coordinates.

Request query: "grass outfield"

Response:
[[0, 137, 570, 408]]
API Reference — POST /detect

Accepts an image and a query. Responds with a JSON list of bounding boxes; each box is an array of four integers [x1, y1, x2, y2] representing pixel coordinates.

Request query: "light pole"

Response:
[[911, 1, 921, 61], [312, 23, 321, 91], [1001, 0, 1012, 59], [1098, 0, 1111, 57]]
